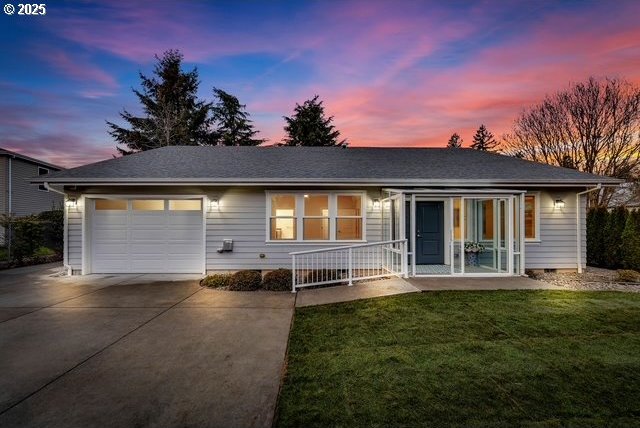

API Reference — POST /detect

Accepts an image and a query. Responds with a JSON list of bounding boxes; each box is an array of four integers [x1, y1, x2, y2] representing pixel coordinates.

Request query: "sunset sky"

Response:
[[1, 0, 639, 167]]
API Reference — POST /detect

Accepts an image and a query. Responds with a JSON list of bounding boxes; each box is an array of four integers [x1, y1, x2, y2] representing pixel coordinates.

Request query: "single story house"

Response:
[[32, 146, 621, 288], [1, 148, 64, 244]]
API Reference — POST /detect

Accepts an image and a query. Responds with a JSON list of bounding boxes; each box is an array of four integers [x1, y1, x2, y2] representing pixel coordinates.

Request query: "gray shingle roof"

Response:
[[35, 146, 621, 186]]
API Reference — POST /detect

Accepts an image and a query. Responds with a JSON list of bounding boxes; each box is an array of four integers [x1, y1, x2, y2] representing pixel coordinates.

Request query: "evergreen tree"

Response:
[[282, 95, 345, 146], [621, 210, 640, 270], [108, 50, 214, 155], [211, 88, 264, 146], [603, 206, 628, 268], [587, 207, 608, 267], [446, 133, 463, 148], [470, 124, 499, 151]]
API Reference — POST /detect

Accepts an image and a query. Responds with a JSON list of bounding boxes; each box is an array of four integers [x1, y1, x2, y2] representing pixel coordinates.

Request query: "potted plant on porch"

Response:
[[464, 242, 485, 267]]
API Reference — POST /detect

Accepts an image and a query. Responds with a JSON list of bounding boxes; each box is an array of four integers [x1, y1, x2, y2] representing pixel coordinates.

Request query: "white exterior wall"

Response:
[[524, 189, 586, 270], [205, 188, 383, 272], [65, 186, 587, 274]]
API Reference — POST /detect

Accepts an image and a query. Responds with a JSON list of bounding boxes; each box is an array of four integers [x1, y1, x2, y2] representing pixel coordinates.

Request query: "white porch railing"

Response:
[[290, 239, 408, 292]]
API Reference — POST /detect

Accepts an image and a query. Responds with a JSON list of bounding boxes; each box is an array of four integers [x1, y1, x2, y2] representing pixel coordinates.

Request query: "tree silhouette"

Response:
[[283, 95, 345, 146], [471, 125, 498, 151], [107, 50, 215, 155], [211, 88, 264, 146], [446, 133, 463, 148]]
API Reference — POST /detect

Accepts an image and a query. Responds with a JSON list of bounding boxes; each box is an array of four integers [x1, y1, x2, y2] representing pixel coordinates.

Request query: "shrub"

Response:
[[621, 211, 640, 270], [37, 210, 64, 253], [262, 269, 293, 291], [616, 269, 640, 283], [228, 270, 262, 291], [603, 207, 628, 269], [200, 273, 232, 288], [587, 207, 608, 267], [33, 246, 55, 257]]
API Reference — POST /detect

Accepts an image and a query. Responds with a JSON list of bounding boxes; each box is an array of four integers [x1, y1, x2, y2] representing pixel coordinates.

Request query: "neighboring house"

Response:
[[1, 148, 64, 244], [32, 146, 621, 284]]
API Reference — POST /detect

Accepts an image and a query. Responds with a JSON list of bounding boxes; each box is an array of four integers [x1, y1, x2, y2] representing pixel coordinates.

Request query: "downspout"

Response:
[[576, 184, 602, 274], [44, 182, 71, 275], [6, 156, 12, 259]]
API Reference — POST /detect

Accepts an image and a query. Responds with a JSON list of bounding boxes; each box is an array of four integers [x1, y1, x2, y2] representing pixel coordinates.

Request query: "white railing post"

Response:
[[348, 247, 353, 286], [291, 255, 297, 293], [402, 240, 408, 278]]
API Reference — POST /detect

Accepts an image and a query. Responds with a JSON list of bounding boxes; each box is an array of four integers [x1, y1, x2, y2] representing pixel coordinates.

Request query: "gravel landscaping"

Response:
[[530, 267, 640, 292]]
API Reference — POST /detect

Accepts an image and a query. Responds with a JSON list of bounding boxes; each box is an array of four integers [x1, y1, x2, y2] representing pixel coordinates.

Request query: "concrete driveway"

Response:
[[0, 263, 295, 428]]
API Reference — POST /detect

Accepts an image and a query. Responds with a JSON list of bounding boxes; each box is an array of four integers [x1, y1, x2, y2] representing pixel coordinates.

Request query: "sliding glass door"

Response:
[[451, 196, 515, 275]]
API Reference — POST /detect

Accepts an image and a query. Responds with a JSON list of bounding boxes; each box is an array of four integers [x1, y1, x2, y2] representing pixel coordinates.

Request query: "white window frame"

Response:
[[524, 191, 541, 242], [37, 167, 49, 192], [265, 191, 367, 244]]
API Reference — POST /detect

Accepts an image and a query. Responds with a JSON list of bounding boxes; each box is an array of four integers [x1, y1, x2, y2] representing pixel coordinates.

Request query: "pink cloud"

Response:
[[3, 134, 116, 168], [38, 49, 118, 89]]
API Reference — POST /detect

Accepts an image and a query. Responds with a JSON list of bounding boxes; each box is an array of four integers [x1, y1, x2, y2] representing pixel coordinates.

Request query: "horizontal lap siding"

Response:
[[525, 190, 584, 270], [9, 159, 63, 216], [67, 201, 83, 270], [206, 188, 382, 271]]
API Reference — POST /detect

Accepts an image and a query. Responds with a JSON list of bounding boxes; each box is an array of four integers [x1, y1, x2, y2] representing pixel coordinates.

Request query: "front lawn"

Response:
[[276, 291, 640, 427]]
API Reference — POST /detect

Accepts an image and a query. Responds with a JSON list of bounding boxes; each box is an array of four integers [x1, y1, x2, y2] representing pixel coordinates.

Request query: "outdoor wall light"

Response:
[[209, 198, 219, 210], [373, 198, 381, 210], [554, 199, 565, 209], [65, 197, 77, 208]]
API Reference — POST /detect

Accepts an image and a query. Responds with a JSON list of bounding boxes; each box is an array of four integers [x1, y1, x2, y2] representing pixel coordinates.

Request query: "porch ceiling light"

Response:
[[209, 198, 219, 210], [373, 198, 381, 210], [65, 197, 77, 208], [554, 199, 565, 209]]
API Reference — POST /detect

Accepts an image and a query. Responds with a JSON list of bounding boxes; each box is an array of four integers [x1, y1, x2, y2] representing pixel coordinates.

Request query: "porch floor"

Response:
[[408, 276, 564, 291], [415, 264, 503, 275]]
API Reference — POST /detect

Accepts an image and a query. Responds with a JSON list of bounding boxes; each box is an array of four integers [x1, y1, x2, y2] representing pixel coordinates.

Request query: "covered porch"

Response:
[[382, 189, 526, 277]]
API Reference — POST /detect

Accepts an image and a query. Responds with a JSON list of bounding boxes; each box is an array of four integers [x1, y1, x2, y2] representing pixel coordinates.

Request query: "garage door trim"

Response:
[[83, 195, 207, 274]]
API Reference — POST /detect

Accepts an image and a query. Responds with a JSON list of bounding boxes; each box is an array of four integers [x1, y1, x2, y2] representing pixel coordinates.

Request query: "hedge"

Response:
[[0, 210, 63, 263], [587, 207, 640, 271]]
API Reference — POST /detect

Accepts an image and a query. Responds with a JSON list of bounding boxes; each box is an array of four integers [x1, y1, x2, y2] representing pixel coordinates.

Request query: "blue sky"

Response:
[[1, 0, 638, 166]]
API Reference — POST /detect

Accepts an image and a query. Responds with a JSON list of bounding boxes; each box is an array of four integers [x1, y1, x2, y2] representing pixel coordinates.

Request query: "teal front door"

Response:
[[416, 201, 444, 264]]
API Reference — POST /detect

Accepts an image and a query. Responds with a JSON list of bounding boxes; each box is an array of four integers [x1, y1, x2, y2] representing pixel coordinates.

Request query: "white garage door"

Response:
[[91, 198, 204, 273]]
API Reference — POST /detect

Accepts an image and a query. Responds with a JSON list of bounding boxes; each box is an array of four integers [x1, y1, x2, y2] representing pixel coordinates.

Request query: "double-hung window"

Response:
[[336, 195, 363, 240], [268, 192, 364, 242], [270, 195, 297, 240], [524, 193, 540, 241], [303, 195, 329, 240]]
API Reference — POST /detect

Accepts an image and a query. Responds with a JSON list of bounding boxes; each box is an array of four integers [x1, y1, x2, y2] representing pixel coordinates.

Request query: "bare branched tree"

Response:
[[502, 77, 640, 206]]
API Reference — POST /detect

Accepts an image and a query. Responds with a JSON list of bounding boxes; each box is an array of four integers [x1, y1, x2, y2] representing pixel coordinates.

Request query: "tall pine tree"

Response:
[[446, 133, 463, 148], [282, 95, 345, 146], [107, 50, 215, 155], [470, 125, 498, 151], [211, 88, 264, 146]]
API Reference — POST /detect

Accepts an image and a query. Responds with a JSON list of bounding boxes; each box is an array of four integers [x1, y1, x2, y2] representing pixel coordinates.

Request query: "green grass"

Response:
[[276, 291, 640, 427]]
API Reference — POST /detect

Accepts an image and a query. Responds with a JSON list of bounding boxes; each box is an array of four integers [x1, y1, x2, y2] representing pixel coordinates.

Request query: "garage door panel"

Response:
[[131, 216, 166, 227], [94, 214, 128, 226], [93, 229, 128, 241], [168, 215, 201, 226], [129, 243, 166, 254], [167, 229, 202, 240], [91, 198, 203, 274], [129, 229, 168, 240]]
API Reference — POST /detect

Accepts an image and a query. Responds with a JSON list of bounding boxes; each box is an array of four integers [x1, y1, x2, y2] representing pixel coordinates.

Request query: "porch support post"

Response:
[[460, 197, 465, 275], [450, 197, 455, 276], [520, 193, 526, 275], [410, 194, 416, 277]]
